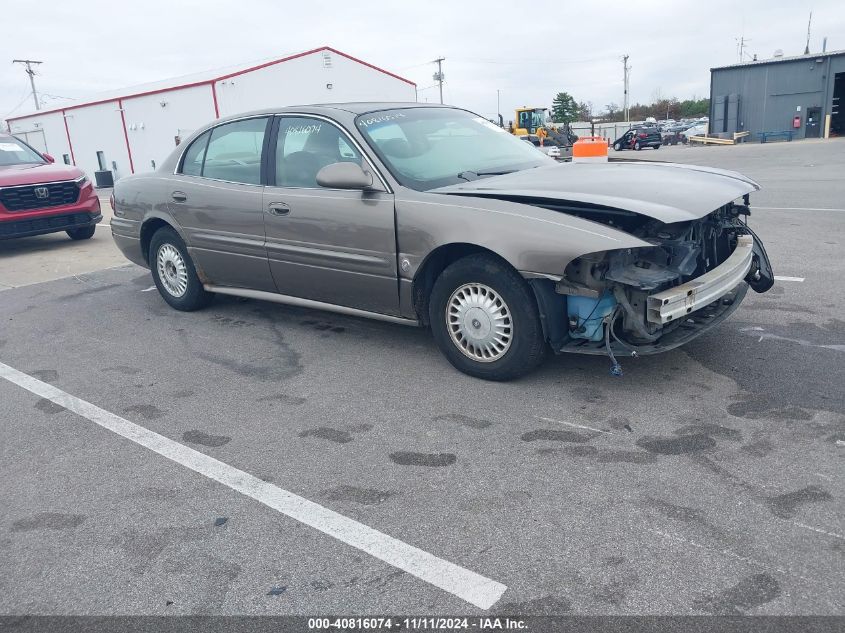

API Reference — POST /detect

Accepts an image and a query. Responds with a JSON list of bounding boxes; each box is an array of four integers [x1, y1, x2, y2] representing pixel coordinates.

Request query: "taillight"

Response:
[[638, 133, 647, 138], [109, 193, 115, 212]]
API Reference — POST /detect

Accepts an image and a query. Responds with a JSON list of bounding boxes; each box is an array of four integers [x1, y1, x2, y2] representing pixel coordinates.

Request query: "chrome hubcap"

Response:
[[156, 243, 188, 297], [446, 283, 512, 362]]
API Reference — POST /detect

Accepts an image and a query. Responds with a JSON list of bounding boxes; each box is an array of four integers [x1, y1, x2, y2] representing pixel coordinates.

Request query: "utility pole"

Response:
[[804, 11, 812, 54], [622, 54, 630, 122], [433, 57, 445, 105], [12, 59, 42, 110]]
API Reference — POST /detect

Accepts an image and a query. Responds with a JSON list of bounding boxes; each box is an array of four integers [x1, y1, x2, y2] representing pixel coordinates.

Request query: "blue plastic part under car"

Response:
[[567, 292, 617, 341]]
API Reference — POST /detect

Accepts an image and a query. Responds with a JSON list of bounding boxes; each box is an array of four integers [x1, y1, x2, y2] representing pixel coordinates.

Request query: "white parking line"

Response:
[[755, 206, 845, 212], [141, 286, 157, 292], [0, 361, 507, 610], [773, 276, 805, 282], [538, 417, 613, 435]]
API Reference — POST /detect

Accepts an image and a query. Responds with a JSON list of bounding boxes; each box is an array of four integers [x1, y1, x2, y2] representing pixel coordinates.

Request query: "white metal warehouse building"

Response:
[[5, 46, 417, 183]]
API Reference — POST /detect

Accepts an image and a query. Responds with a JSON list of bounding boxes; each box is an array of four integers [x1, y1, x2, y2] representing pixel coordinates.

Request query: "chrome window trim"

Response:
[[173, 113, 270, 182], [173, 113, 392, 194]]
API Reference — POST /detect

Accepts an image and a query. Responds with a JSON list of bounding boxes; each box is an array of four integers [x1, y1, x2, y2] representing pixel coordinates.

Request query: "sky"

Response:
[[3, 0, 843, 123]]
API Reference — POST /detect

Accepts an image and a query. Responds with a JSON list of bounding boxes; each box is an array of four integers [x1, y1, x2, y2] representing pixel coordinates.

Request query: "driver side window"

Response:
[[275, 118, 362, 188]]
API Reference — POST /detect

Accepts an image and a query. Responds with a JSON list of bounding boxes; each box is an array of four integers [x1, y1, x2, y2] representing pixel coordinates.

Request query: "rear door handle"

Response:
[[267, 203, 290, 216], [171, 191, 187, 203]]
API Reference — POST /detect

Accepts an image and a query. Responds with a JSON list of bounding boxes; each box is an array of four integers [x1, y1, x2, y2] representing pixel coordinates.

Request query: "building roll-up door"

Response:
[[712, 95, 726, 133], [726, 94, 740, 133]]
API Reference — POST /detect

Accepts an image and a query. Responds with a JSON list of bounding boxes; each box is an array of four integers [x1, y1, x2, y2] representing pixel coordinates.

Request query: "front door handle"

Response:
[[171, 191, 187, 203], [267, 203, 290, 216]]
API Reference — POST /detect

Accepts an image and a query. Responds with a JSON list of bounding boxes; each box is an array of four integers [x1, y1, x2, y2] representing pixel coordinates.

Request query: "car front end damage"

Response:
[[532, 198, 774, 373]]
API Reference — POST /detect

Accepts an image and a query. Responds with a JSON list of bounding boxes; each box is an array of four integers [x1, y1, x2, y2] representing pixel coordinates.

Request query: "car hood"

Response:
[[429, 161, 759, 224], [0, 162, 84, 187]]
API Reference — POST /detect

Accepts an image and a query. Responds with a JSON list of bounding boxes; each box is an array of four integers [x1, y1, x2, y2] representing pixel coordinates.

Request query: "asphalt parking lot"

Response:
[[1, 139, 843, 617]]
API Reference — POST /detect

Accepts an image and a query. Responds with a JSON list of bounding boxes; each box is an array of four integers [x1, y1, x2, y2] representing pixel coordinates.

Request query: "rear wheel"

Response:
[[429, 254, 547, 381], [653, 144, 661, 149], [613, 142, 622, 151], [66, 226, 96, 240], [634, 141, 642, 150], [148, 226, 213, 311]]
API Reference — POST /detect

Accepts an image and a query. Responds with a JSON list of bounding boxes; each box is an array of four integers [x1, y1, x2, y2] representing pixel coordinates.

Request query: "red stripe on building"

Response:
[[6, 46, 416, 122], [62, 110, 76, 166], [211, 82, 220, 118], [118, 99, 135, 174]]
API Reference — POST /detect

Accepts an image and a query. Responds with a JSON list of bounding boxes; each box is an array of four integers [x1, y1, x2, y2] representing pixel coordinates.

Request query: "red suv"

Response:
[[0, 133, 101, 240]]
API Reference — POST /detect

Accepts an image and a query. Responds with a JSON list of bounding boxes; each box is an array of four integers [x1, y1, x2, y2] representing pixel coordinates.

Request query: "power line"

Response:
[[12, 59, 43, 111]]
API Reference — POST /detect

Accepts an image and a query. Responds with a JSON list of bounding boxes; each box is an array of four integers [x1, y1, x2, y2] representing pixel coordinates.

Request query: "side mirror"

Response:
[[316, 162, 374, 190], [42, 153, 55, 163]]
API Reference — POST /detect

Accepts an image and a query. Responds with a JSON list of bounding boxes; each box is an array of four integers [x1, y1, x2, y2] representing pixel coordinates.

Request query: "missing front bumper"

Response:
[[646, 234, 754, 325]]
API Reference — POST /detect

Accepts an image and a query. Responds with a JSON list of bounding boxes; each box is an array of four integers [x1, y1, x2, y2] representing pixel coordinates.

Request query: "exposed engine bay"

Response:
[[526, 197, 774, 373]]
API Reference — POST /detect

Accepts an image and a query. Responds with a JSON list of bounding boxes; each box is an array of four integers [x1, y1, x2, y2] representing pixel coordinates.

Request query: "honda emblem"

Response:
[[34, 186, 50, 200]]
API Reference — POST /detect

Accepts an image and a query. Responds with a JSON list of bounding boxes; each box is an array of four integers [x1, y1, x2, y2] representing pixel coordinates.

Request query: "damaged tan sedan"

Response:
[[111, 104, 774, 380]]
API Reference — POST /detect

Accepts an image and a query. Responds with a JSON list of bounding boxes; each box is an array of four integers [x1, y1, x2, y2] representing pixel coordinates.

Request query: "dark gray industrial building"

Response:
[[710, 49, 845, 140]]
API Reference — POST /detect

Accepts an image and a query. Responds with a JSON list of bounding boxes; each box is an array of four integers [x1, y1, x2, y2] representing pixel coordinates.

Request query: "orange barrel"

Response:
[[572, 136, 608, 162]]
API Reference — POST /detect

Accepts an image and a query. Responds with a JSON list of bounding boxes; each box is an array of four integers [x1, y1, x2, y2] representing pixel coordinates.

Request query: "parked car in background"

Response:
[[111, 103, 773, 381], [612, 127, 662, 151], [0, 133, 100, 241], [681, 124, 709, 143], [519, 135, 563, 160]]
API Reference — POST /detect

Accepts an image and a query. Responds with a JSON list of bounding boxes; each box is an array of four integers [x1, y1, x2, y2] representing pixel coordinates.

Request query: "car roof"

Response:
[[213, 102, 454, 124]]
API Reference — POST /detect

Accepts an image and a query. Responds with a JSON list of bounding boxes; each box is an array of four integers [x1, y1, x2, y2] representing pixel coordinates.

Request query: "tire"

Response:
[[613, 142, 621, 151], [654, 144, 661, 150], [66, 226, 96, 240], [148, 226, 213, 311], [428, 254, 547, 381], [634, 141, 642, 150]]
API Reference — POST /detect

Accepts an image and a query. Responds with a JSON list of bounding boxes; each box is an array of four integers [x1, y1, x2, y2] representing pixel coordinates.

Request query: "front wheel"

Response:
[[67, 226, 96, 240], [148, 226, 213, 311], [429, 254, 547, 381], [613, 142, 622, 151], [653, 144, 661, 150]]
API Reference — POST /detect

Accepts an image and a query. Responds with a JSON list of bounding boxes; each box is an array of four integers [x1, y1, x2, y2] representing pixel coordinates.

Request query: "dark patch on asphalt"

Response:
[[182, 430, 231, 447], [389, 451, 457, 467], [604, 556, 626, 566], [35, 398, 65, 415], [31, 369, 58, 382], [433, 413, 492, 429], [55, 283, 122, 302], [636, 434, 716, 455], [11, 512, 85, 532], [102, 365, 141, 375], [521, 429, 595, 443], [727, 398, 814, 421], [267, 586, 287, 596], [258, 393, 307, 405], [299, 427, 352, 444], [497, 595, 572, 615], [171, 389, 195, 398], [322, 485, 396, 505], [646, 497, 707, 523], [693, 573, 781, 614], [687, 322, 844, 420], [608, 417, 635, 433], [214, 517, 228, 527], [597, 450, 657, 464], [310, 579, 334, 591], [767, 485, 833, 519], [347, 423, 373, 433], [211, 315, 251, 327], [741, 439, 774, 457], [124, 404, 165, 420], [675, 423, 742, 441], [300, 319, 346, 334]]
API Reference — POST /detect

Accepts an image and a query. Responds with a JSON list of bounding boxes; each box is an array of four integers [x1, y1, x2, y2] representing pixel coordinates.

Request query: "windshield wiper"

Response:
[[456, 169, 516, 181]]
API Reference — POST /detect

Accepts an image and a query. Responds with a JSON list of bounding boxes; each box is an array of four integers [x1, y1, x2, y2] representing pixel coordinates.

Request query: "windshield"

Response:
[[355, 107, 553, 191], [0, 136, 46, 166]]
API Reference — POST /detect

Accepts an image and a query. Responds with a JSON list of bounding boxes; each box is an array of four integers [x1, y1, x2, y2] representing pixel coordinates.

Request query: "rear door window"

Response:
[[180, 131, 210, 177], [199, 118, 269, 185]]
